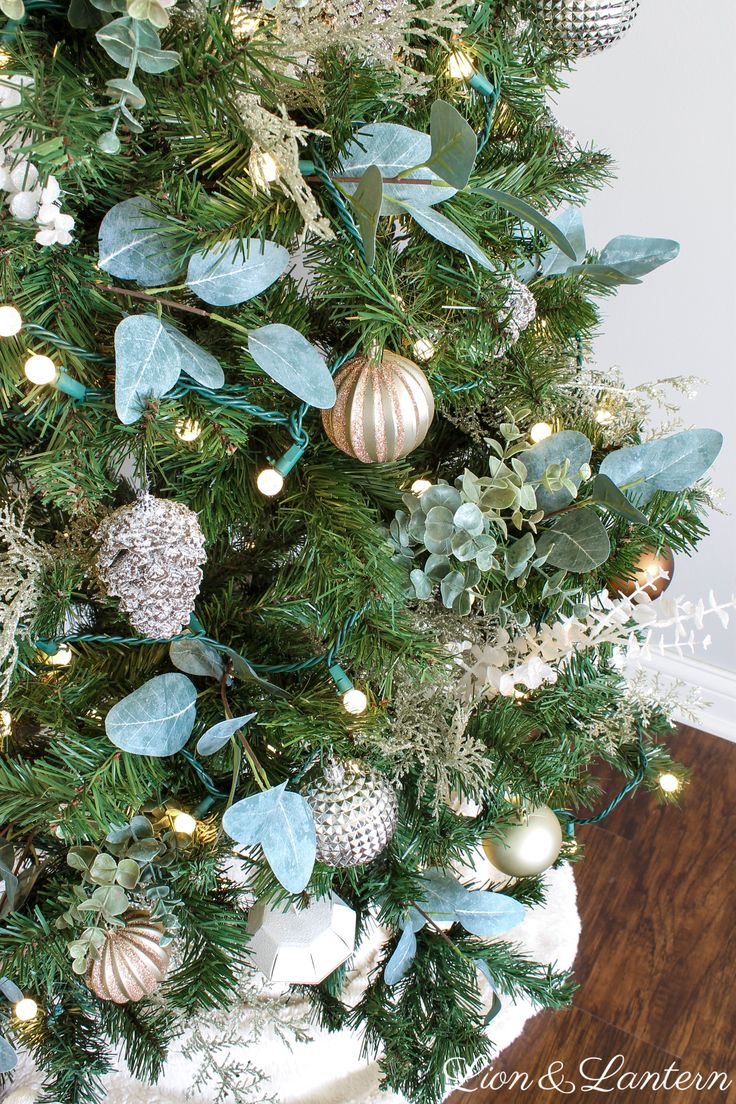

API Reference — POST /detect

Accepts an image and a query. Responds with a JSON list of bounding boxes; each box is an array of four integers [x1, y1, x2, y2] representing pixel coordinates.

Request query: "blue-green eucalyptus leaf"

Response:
[[426, 99, 477, 190], [588, 474, 648, 525], [339, 123, 456, 215], [196, 713, 257, 757], [440, 571, 466, 608], [186, 239, 289, 306], [472, 187, 576, 259], [0, 977, 23, 1003], [0, 1036, 17, 1074], [536, 508, 611, 573], [421, 484, 462, 513], [599, 429, 722, 504], [410, 569, 433, 600], [395, 200, 493, 270], [539, 206, 586, 277], [347, 164, 383, 267], [248, 324, 336, 409], [95, 17, 179, 73], [114, 314, 181, 424], [105, 673, 197, 757], [416, 869, 461, 925], [98, 196, 180, 285], [567, 262, 642, 287], [521, 431, 592, 512], [598, 235, 680, 278], [384, 924, 417, 986], [453, 502, 484, 536], [169, 637, 224, 680], [161, 322, 224, 389], [452, 883, 526, 938], [506, 532, 536, 579], [222, 783, 316, 893]]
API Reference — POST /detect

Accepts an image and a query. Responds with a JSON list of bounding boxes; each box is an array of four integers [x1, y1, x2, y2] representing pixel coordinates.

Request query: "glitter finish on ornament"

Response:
[[495, 275, 537, 357], [95, 494, 206, 637], [85, 910, 172, 1003], [303, 760, 398, 868], [322, 351, 435, 463], [533, 0, 640, 56]]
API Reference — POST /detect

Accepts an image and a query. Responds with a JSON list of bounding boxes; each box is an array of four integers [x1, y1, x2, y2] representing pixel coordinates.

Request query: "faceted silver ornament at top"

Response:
[[495, 275, 537, 357], [95, 494, 206, 638], [533, 0, 640, 56], [303, 760, 398, 868]]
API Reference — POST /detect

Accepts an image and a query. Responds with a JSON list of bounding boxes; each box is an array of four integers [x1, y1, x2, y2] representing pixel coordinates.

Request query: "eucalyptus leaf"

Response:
[[539, 206, 586, 277], [0, 1036, 17, 1075], [89, 853, 118, 885], [115, 858, 141, 889], [89, 884, 128, 917], [599, 429, 723, 504], [339, 123, 456, 215], [415, 870, 460, 926], [248, 324, 336, 409], [452, 884, 526, 938], [222, 783, 316, 894], [347, 164, 383, 266], [196, 712, 257, 756], [219, 646, 288, 698], [395, 200, 493, 270], [568, 262, 642, 287], [598, 235, 680, 278], [96, 17, 179, 73], [506, 532, 536, 579], [105, 77, 145, 108], [161, 323, 225, 389], [384, 923, 417, 986], [114, 314, 182, 424], [98, 196, 180, 285], [105, 673, 197, 757], [169, 637, 225, 680], [186, 239, 289, 307], [536, 509, 611, 572], [472, 187, 576, 259], [426, 99, 477, 190], [588, 474, 648, 525], [410, 568, 433, 600], [0, 977, 23, 1003], [521, 431, 592, 512]]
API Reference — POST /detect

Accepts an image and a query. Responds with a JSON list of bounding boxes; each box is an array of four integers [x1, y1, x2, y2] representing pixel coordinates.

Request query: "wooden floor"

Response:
[[447, 726, 736, 1103]]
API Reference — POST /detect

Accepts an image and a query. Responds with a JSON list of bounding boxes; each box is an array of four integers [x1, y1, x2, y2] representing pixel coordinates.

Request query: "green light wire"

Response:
[[555, 720, 649, 833]]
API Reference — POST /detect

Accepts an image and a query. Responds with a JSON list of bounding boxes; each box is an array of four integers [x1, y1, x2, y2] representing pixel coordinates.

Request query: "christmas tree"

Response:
[[0, 1, 726, 1101]]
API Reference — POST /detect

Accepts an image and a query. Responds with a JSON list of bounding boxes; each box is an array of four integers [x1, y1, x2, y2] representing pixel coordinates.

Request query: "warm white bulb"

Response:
[[0, 48, 10, 70], [0, 305, 22, 337], [45, 644, 73, 667], [0, 709, 11, 734], [14, 998, 38, 1022], [658, 772, 680, 794], [411, 478, 432, 495], [412, 338, 435, 362], [342, 687, 368, 715], [173, 812, 197, 834], [446, 48, 475, 81], [175, 417, 202, 442], [231, 11, 259, 36], [529, 421, 553, 443], [595, 408, 614, 426], [256, 468, 284, 497], [24, 354, 58, 386], [252, 150, 278, 184]]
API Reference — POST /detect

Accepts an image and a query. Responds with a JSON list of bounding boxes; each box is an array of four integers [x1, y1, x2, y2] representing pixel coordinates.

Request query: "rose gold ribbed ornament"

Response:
[[322, 351, 434, 463], [85, 910, 172, 1004]]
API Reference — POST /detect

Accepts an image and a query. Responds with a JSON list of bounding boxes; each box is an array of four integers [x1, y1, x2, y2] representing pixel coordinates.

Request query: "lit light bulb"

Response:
[[0, 305, 22, 337], [529, 421, 553, 443], [411, 478, 432, 495], [595, 407, 614, 426], [0, 48, 10, 69], [250, 149, 279, 188], [658, 772, 681, 794], [256, 467, 284, 497], [0, 709, 11, 735], [412, 337, 435, 362], [446, 47, 475, 81], [231, 10, 260, 36], [14, 998, 38, 1022], [175, 417, 202, 442], [24, 354, 58, 386], [45, 644, 73, 667], [173, 812, 197, 835], [342, 687, 368, 715]]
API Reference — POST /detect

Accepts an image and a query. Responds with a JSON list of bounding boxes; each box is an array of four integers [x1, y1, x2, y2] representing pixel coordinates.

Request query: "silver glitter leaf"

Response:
[[98, 196, 180, 285], [114, 314, 182, 424], [186, 239, 289, 307], [248, 324, 336, 409], [105, 672, 197, 757]]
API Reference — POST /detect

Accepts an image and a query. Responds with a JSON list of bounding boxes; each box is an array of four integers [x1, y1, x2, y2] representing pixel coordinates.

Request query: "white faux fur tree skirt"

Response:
[[4, 863, 579, 1104]]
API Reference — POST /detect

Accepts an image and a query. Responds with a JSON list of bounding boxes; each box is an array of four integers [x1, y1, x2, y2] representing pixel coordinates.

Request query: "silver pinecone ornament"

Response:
[[532, 0, 640, 56], [303, 760, 398, 868], [495, 275, 537, 357], [95, 495, 206, 637]]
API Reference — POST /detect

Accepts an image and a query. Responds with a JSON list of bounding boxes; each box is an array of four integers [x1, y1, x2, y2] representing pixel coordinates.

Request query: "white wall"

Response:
[[556, 0, 736, 673]]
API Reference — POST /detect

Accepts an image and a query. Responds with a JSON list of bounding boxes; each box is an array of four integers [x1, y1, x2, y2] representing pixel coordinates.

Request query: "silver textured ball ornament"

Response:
[[322, 351, 434, 463], [482, 804, 563, 877], [495, 275, 537, 357], [95, 494, 206, 637], [303, 760, 398, 868], [85, 910, 172, 1003], [532, 0, 640, 56]]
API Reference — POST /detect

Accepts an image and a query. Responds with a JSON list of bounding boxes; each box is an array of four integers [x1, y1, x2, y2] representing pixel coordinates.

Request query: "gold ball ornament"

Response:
[[322, 352, 435, 464], [85, 910, 172, 1003], [608, 544, 675, 601], [482, 804, 563, 878]]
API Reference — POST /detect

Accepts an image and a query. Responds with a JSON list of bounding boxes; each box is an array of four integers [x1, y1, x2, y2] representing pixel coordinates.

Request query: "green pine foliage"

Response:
[[0, 1, 718, 1102]]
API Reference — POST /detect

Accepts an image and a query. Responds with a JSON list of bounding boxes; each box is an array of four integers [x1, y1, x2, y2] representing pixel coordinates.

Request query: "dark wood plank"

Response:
[[447, 727, 736, 1103]]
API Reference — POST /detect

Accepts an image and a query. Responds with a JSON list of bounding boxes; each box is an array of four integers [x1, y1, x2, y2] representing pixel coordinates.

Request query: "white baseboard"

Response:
[[635, 652, 736, 743]]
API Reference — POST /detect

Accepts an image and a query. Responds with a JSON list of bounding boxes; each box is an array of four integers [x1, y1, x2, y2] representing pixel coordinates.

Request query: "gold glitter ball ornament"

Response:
[[95, 494, 206, 637], [85, 910, 172, 1003], [322, 351, 435, 463], [302, 760, 399, 868], [532, 0, 640, 56]]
